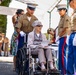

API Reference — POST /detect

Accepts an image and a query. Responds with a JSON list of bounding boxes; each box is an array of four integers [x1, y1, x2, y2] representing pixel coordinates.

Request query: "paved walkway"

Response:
[[0, 56, 17, 75]]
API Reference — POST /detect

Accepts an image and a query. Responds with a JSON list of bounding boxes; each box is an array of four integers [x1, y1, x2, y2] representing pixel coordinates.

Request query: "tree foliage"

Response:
[[0, 0, 11, 33]]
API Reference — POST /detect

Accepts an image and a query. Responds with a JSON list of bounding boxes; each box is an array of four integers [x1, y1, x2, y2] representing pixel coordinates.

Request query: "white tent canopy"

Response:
[[15, 0, 62, 19], [0, 6, 17, 15], [15, 0, 62, 12]]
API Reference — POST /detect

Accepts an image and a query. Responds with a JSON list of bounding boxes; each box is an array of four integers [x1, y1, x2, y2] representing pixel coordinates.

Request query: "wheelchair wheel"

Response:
[[29, 68, 34, 75], [18, 72, 23, 75], [23, 68, 34, 75], [48, 70, 61, 75]]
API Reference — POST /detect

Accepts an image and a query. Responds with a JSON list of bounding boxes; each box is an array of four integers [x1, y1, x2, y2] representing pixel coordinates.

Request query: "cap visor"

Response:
[[28, 6, 35, 10]]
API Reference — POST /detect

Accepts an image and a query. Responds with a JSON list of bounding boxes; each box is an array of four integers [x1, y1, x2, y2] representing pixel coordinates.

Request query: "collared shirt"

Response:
[[15, 13, 38, 33], [58, 14, 71, 37], [33, 32, 42, 45]]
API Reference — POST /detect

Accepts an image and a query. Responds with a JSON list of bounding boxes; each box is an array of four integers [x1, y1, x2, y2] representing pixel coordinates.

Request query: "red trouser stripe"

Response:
[[62, 37, 66, 74]]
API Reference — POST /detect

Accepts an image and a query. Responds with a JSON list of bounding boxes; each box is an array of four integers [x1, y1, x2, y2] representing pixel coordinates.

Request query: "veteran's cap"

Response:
[[32, 20, 43, 27], [26, 3, 38, 10]]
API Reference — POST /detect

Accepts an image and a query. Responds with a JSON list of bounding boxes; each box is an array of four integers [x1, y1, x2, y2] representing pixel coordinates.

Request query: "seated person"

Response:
[[47, 28, 55, 44], [27, 20, 55, 71]]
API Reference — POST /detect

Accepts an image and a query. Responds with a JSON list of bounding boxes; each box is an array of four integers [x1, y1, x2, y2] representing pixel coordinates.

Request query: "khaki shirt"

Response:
[[15, 13, 38, 33], [71, 10, 76, 31], [58, 14, 71, 37]]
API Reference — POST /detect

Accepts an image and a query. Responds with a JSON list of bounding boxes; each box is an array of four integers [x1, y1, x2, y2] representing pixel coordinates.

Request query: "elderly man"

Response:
[[27, 20, 55, 71], [56, 4, 71, 75], [67, 0, 76, 75]]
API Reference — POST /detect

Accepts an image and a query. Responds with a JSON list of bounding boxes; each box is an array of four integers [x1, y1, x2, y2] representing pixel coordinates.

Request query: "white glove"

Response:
[[20, 31, 25, 36], [66, 35, 70, 45], [73, 34, 76, 46], [55, 36, 60, 43]]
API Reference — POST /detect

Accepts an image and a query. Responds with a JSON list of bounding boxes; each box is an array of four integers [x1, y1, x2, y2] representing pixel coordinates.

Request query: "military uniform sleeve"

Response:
[[63, 16, 71, 28], [15, 15, 23, 29], [58, 25, 63, 36], [64, 16, 71, 35], [73, 14, 76, 26]]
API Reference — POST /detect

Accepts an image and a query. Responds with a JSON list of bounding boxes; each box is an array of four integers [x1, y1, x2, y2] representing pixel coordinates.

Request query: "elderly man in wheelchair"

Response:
[[27, 20, 56, 71]]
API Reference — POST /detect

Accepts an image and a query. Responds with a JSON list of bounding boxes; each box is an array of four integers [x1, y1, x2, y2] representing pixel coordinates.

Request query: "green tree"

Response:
[[0, 0, 11, 33]]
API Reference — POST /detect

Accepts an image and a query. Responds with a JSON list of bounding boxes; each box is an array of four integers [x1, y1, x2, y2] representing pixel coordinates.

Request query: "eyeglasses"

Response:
[[36, 25, 43, 27]]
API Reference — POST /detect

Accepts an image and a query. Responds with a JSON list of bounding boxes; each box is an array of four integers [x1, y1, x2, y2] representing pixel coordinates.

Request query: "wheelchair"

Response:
[[15, 43, 61, 75], [29, 44, 61, 75]]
